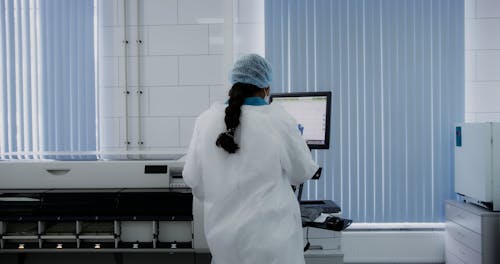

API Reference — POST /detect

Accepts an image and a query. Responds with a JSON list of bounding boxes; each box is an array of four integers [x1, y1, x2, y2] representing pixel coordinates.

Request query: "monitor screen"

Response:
[[270, 91, 331, 149]]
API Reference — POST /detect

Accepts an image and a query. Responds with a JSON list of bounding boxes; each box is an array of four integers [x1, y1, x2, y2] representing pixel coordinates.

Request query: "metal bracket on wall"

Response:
[[135, 0, 144, 153]]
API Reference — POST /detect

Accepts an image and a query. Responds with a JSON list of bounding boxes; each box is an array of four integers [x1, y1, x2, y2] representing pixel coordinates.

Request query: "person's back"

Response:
[[194, 102, 285, 202], [183, 54, 318, 264]]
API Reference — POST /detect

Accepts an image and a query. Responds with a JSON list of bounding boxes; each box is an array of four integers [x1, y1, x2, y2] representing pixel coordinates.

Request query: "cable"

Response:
[[303, 227, 310, 252]]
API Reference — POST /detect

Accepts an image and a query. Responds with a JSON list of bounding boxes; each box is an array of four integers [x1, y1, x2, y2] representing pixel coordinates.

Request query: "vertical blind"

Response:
[[0, 0, 96, 158], [265, 0, 464, 222]]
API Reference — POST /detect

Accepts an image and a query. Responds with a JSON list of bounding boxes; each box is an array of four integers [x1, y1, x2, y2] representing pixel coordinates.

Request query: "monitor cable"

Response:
[[303, 227, 310, 252]]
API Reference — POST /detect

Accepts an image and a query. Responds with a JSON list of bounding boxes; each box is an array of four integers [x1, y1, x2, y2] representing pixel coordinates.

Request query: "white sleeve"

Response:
[[281, 115, 319, 186], [182, 119, 204, 200]]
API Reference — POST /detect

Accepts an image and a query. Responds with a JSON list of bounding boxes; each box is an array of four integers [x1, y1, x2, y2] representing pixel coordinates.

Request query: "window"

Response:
[[0, 0, 96, 158], [265, 0, 464, 222]]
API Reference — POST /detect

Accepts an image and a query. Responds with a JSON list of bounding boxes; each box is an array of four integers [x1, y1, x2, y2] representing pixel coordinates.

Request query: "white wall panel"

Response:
[[100, 118, 123, 148], [125, 117, 140, 146], [148, 25, 209, 55], [465, 0, 500, 122], [99, 27, 122, 57], [233, 24, 265, 55], [100, 57, 120, 87], [103, 0, 178, 26], [100, 88, 125, 117], [232, 53, 247, 63], [476, 0, 500, 18], [149, 86, 210, 116], [141, 0, 177, 25], [475, 113, 500, 122], [140, 56, 179, 86], [466, 82, 475, 114], [100, 26, 146, 57], [118, 56, 178, 89], [465, 113, 476, 122], [125, 92, 148, 118], [114, 0, 138, 26], [466, 82, 500, 112], [469, 19, 500, 50], [143, 117, 179, 147], [99, 0, 117, 26], [210, 85, 228, 105], [97, 0, 251, 152], [476, 50, 500, 81], [179, 55, 224, 85], [464, 0, 476, 19], [180, 117, 197, 147], [119, 56, 136, 87], [125, 26, 146, 57], [178, 0, 224, 24], [233, 0, 265, 59], [464, 19, 472, 50], [209, 24, 224, 54], [465, 51, 475, 81], [236, 0, 264, 23], [342, 231, 445, 263]]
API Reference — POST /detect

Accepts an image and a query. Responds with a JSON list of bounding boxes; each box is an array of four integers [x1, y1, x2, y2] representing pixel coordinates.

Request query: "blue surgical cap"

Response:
[[230, 54, 272, 89]]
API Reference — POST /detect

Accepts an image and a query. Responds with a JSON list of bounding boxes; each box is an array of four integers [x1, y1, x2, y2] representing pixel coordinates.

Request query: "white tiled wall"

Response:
[[99, 0, 227, 151], [233, 23, 265, 55], [179, 55, 224, 85], [209, 24, 225, 54], [141, 0, 178, 25], [178, 0, 224, 24], [98, 0, 265, 151], [148, 86, 210, 116], [148, 25, 209, 55], [233, 0, 265, 60], [465, 0, 500, 122]]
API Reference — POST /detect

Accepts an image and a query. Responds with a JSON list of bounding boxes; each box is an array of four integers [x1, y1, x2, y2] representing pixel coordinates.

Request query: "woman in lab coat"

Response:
[[183, 54, 318, 264]]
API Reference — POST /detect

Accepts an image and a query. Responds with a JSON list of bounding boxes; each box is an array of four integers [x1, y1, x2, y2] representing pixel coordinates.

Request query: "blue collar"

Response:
[[225, 97, 268, 106], [243, 97, 268, 106]]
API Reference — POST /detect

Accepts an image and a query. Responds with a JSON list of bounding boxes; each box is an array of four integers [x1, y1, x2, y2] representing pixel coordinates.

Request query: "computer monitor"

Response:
[[270, 91, 331, 149]]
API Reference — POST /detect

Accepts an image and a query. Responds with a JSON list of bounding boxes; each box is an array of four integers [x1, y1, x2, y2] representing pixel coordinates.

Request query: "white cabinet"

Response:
[[445, 200, 500, 264], [305, 249, 343, 264], [455, 122, 500, 210], [304, 227, 343, 264]]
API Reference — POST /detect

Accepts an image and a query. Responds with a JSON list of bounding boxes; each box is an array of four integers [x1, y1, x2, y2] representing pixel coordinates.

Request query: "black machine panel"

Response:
[[0, 191, 193, 221], [144, 165, 168, 174]]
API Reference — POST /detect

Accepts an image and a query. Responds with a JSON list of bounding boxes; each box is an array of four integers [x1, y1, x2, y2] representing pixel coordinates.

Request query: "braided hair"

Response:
[[216, 82, 262, 153]]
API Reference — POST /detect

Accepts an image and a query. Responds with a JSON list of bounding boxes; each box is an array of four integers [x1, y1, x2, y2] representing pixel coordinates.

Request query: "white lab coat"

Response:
[[183, 102, 318, 264]]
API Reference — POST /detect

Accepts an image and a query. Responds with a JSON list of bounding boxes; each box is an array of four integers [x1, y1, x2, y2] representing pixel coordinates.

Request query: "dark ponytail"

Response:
[[216, 83, 261, 153]]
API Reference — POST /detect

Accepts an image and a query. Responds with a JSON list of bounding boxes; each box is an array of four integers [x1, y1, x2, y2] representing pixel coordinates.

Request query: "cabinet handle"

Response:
[[309, 245, 323, 250], [46, 169, 71, 176]]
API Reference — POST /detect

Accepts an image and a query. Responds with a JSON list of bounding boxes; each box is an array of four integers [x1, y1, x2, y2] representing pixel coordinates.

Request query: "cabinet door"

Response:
[[446, 221, 482, 252], [455, 123, 492, 202], [446, 250, 466, 264], [445, 235, 481, 264], [446, 203, 482, 234]]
